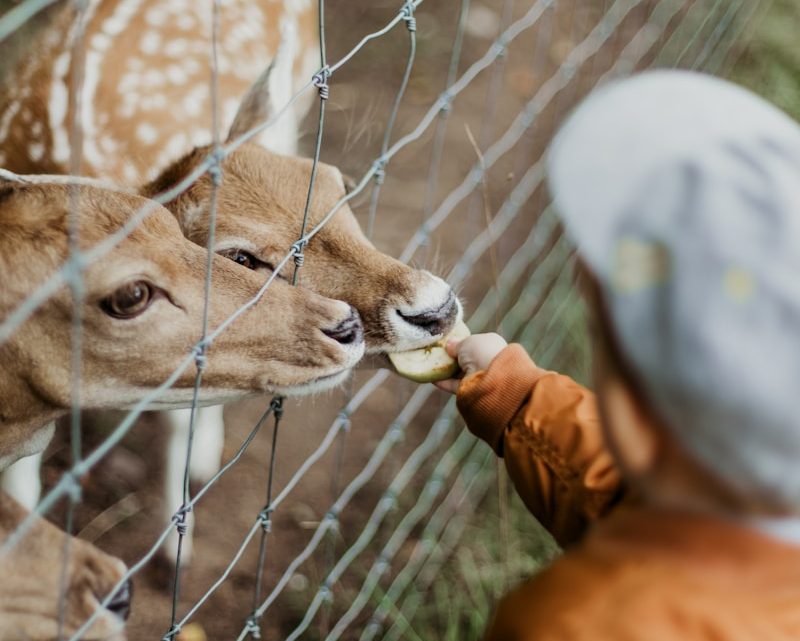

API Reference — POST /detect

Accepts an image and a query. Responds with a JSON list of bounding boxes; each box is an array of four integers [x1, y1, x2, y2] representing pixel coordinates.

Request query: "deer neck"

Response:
[[0, 355, 61, 471]]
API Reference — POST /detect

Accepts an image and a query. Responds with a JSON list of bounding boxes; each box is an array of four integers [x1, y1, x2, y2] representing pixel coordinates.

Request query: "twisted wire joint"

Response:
[[257, 506, 274, 532], [439, 91, 454, 114], [270, 396, 285, 420], [319, 580, 334, 602], [402, 1, 417, 31], [337, 410, 352, 432], [291, 239, 308, 268], [65, 472, 82, 504], [372, 158, 386, 185], [312, 66, 331, 100], [245, 616, 262, 639], [172, 506, 192, 536], [208, 146, 225, 187], [193, 341, 208, 372]]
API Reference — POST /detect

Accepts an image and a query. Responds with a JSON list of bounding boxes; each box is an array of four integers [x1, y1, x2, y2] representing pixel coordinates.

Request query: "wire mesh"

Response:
[[0, 0, 768, 639]]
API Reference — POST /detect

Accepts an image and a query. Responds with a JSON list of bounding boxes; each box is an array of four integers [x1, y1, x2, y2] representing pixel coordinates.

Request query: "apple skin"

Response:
[[388, 321, 471, 383]]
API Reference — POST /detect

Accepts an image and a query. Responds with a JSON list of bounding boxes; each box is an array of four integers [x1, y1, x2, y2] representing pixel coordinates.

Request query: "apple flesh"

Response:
[[388, 321, 471, 383]]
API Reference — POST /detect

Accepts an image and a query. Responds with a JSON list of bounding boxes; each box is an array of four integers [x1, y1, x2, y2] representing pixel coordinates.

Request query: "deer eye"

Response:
[[101, 281, 154, 319], [217, 248, 263, 271], [217, 248, 283, 278]]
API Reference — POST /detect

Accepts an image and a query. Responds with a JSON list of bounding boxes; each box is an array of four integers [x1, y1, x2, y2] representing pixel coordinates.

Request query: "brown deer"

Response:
[[1, 490, 131, 641], [0, 178, 365, 639], [0, 0, 461, 564]]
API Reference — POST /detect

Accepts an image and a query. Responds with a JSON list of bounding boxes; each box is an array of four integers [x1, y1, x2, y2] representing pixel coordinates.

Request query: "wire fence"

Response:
[[0, 0, 767, 639]]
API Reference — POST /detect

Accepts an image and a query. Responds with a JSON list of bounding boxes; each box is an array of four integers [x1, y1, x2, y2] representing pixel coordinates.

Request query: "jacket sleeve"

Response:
[[456, 344, 624, 546]]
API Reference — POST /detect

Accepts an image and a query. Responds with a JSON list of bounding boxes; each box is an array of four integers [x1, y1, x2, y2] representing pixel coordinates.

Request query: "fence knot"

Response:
[[439, 91, 454, 114], [375, 554, 390, 573], [161, 624, 181, 641], [208, 146, 225, 186], [401, 1, 417, 32], [64, 472, 82, 504], [312, 66, 331, 100], [245, 616, 262, 639], [337, 410, 351, 432], [364, 620, 382, 640], [325, 509, 339, 532], [494, 37, 508, 59], [291, 239, 308, 268], [372, 158, 386, 185], [380, 490, 397, 511], [257, 506, 274, 532], [193, 341, 209, 372], [270, 396, 285, 420], [172, 506, 192, 536], [388, 423, 404, 443], [319, 580, 334, 602]]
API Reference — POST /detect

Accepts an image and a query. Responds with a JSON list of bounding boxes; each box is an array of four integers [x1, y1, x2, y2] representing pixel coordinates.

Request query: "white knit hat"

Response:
[[548, 70, 800, 508]]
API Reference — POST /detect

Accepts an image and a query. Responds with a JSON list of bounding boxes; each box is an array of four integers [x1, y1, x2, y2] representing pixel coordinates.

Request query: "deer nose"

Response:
[[323, 306, 364, 345], [397, 290, 458, 336], [104, 578, 133, 621]]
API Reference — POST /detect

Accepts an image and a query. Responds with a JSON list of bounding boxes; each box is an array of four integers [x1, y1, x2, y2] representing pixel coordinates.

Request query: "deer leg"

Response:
[[161, 408, 196, 566], [0, 452, 43, 510], [163, 405, 225, 565], [188, 405, 226, 484], [160, 405, 225, 566]]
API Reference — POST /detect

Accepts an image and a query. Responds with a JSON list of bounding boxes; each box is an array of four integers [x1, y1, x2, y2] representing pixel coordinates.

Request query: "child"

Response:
[[436, 70, 800, 640]]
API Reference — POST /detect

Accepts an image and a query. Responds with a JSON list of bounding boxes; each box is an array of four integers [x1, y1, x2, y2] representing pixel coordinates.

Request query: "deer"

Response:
[[0, 178, 366, 639], [0, 0, 462, 566], [1, 489, 131, 641]]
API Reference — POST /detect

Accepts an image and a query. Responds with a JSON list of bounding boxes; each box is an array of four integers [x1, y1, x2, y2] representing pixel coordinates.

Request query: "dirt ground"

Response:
[[4, 0, 754, 639]]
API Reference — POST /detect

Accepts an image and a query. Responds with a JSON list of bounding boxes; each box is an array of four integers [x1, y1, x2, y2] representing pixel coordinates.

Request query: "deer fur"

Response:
[[0, 490, 130, 641], [0, 181, 364, 463], [0, 180, 365, 639], [0, 0, 462, 566]]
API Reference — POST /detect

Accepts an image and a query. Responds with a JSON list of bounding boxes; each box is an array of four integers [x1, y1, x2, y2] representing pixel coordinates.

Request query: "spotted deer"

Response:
[[0, 0, 461, 565], [0, 178, 365, 639]]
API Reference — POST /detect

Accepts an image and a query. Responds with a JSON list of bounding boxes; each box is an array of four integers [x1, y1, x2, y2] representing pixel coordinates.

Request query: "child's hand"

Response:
[[434, 333, 508, 394]]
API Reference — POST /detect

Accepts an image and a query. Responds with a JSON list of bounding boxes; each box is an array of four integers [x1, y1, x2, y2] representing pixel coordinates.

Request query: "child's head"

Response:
[[548, 71, 800, 515]]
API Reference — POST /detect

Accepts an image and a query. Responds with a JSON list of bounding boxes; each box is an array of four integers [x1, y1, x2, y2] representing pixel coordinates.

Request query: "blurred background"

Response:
[[2, 0, 799, 639]]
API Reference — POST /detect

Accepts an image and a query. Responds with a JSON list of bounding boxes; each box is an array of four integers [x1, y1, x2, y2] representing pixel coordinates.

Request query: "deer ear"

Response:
[[226, 59, 277, 144], [342, 173, 358, 194]]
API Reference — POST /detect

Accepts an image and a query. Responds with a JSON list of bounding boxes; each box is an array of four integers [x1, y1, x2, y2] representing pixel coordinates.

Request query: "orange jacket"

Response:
[[456, 344, 800, 640]]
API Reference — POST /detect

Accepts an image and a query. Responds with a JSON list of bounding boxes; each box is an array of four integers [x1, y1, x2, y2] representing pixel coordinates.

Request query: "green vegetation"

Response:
[[730, 0, 800, 121], [376, 488, 560, 641]]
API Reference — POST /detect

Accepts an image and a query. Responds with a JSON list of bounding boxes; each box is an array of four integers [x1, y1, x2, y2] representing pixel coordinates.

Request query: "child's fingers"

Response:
[[434, 378, 460, 394], [445, 339, 463, 358]]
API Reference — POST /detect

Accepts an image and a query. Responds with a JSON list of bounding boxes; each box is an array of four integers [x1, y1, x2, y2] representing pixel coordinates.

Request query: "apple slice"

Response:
[[388, 321, 471, 383]]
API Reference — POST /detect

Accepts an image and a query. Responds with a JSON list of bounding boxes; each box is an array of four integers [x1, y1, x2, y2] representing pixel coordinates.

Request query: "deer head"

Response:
[[143, 65, 461, 357], [0, 2, 459, 358], [0, 491, 131, 641], [0, 181, 364, 468]]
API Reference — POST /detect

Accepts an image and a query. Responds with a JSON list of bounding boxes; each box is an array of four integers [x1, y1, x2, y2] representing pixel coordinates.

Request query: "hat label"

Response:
[[612, 236, 669, 293]]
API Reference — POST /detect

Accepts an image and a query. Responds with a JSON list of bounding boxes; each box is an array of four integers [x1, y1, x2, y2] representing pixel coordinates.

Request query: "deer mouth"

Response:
[[396, 291, 459, 340], [273, 367, 354, 397], [382, 288, 463, 354], [103, 579, 133, 621]]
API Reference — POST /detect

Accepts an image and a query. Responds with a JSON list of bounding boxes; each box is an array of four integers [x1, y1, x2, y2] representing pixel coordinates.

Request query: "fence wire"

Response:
[[0, 0, 768, 639]]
